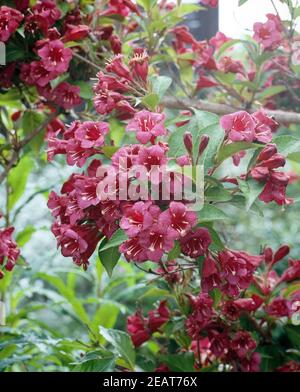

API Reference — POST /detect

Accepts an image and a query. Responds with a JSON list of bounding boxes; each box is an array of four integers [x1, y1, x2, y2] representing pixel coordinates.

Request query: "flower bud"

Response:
[[273, 245, 290, 265], [184, 132, 193, 154], [258, 144, 277, 162], [198, 134, 210, 156], [264, 247, 273, 264]]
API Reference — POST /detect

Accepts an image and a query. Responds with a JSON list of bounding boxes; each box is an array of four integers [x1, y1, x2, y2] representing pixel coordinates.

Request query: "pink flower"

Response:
[[201, 0, 218, 7], [220, 111, 256, 142], [127, 311, 150, 347], [0, 6, 23, 42], [209, 31, 230, 49], [126, 110, 166, 144], [218, 56, 244, 74], [38, 40, 73, 73], [231, 331, 257, 359], [253, 14, 282, 50], [52, 82, 82, 109], [74, 121, 109, 148], [180, 228, 211, 258], [140, 224, 178, 262], [120, 201, 160, 237], [137, 145, 168, 172], [276, 361, 300, 372], [159, 202, 197, 238], [29, 61, 58, 87], [106, 54, 132, 80], [218, 250, 262, 297]]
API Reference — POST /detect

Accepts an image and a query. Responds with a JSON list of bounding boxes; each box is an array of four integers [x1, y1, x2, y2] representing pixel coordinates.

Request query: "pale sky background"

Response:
[[219, 0, 291, 37]]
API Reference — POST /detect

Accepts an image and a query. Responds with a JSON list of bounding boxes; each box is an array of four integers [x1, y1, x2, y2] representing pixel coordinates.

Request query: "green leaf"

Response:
[[162, 352, 195, 372], [21, 110, 46, 153], [102, 146, 119, 158], [238, 178, 265, 210], [285, 325, 300, 350], [256, 85, 286, 101], [72, 81, 94, 99], [150, 75, 172, 102], [16, 225, 36, 246], [239, 0, 249, 5], [73, 349, 115, 372], [37, 273, 90, 325], [216, 141, 261, 164], [142, 93, 159, 111], [99, 229, 127, 251], [168, 110, 224, 172], [8, 156, 33, 209], [98, 238, 122, 277], [99, 326, 135, 370], [167, 241, 181, 261], [197, 204, 229, 222], [205, 186, 232, 202], [272, 135, 300, 157]]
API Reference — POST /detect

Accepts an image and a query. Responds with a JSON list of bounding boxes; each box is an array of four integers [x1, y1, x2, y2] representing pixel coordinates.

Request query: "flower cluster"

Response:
[[249, 143, 292, 205], [0, 214, 20, 279], [127, 301, 170, 347], [93, 50, 149, 118]]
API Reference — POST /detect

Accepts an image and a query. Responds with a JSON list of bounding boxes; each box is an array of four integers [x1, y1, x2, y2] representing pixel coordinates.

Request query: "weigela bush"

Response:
[[1, 0, 300, 372]]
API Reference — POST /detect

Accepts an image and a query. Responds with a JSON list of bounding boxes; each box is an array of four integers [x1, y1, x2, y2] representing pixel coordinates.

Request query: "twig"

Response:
[[162, 96, 300, 124], [0, 113, 57, 185]]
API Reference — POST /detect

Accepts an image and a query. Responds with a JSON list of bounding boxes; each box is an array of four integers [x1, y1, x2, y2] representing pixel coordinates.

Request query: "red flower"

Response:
[[52, 222, 100, 269], [63, 24, 89, 42], [266, 298, 291, 317], [74, 121, 109, 149], [32, 0, 61, 28], [52, 82, 82, 110], [120, 201, 160, 237], [218, 250, 262, 297], [202, 255, 221, 292], [129, 48, 149, 82], [186, 293, 214, 339], [0, 64, 16, 88], [0, 222, 20, 277], [127, 311, 150, 347], [180, 228, 212, 258], [38, 40, 72, 73], [148, 300, 170, 333], [231, 331, 257, 359], [280, 259, 300, 283], [159, 202, 197, 238], [0, 6, 24, 42], [276, 361, 300, 372]]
